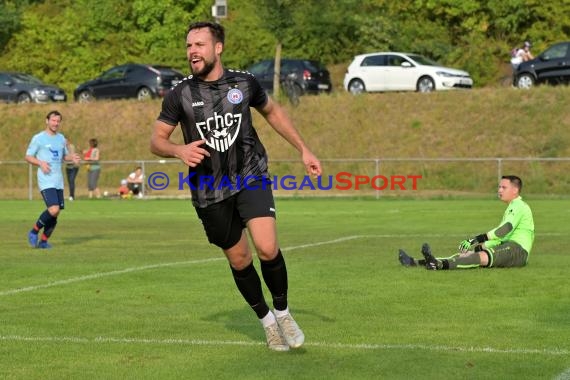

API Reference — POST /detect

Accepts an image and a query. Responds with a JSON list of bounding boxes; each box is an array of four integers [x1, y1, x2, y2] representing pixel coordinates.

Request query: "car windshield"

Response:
[[153, 66, 183, 76], [248, 61, 272, 76], [11, 73, 43, 84], [542, 44, 568, 60], [407, 54, 440, 66], [304, 60, 326, 71]]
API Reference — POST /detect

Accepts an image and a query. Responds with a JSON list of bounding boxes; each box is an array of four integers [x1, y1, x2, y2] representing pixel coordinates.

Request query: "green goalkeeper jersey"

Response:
[[486, 196, 534, 254]]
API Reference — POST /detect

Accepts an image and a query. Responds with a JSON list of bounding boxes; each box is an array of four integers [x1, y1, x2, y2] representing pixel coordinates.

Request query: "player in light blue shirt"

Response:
[[25, 110, 80, 249]]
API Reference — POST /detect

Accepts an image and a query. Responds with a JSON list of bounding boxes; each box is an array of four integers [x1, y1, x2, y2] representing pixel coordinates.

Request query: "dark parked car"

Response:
[[246, 59, 332, 95], [74, 63, 185, 102], [0, 72, 67, 103], [516, 41, 570, 89]]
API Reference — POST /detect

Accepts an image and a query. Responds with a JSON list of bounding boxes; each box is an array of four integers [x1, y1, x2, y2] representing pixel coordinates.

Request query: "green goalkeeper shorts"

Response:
[[486, 241, 529, 268]]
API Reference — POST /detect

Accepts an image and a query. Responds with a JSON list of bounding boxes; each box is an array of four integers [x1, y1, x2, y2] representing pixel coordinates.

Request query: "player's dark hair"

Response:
[[46, 110, 62, 120], [187, 21, 225, 44], [502, 175, 522, 192], [89, 138, 98, 148]]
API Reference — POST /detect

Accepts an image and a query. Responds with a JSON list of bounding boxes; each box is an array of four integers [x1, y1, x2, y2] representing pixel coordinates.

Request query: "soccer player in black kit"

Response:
[[150, 21, 322, 351]]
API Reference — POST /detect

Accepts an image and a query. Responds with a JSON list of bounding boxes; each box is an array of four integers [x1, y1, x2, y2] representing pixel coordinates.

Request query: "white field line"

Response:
[[0, 335, 568, 357], [2, 234, 569, 357], [0, 234, 429, 297], [0, 233, 564, 297], [0, 257, 223, 297], [554, 368, 570, 380]]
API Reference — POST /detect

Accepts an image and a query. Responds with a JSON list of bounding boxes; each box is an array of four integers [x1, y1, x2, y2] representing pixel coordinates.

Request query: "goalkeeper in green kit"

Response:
[[399, 175, 535, 270]]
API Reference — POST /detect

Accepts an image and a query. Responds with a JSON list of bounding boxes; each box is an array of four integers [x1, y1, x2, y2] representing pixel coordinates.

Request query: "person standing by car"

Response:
[[511, 42, 534, 86], [521, 41, 534, 62], [25, 110, 80, 248], [511, 41, 534, 71], [150, 21, 322, 351], [83, 138, 101, 199]]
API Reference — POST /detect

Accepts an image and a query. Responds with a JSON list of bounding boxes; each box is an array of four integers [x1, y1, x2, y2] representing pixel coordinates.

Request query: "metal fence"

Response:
[[1, 157, 569, 200]]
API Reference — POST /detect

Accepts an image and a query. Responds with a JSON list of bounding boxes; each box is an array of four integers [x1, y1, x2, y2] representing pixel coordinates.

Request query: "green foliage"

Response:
[[253, 0, 293, 42], [0, 1, 20, 53], [0, 0, 569, 92], [130, 0, 211, 70], [286, 0, 361, 64], [221, 0, 277, 68]]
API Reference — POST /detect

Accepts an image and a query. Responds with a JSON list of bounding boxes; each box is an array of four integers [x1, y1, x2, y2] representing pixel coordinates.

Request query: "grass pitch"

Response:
[[1, 198, 569, 379]]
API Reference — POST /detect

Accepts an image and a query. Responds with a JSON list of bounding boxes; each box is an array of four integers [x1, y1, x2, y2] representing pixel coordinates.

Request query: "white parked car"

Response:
[[343, 52, 473, 94]]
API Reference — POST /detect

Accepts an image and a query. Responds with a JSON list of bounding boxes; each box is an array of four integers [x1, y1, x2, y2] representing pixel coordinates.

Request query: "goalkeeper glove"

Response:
[[458, 234, 488, 252], [458, 238, 476, 252]]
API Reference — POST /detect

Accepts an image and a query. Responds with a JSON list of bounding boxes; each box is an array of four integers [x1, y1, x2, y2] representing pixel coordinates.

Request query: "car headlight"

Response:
[[436, 71, 461, 78], [32, 88, 48, 95]]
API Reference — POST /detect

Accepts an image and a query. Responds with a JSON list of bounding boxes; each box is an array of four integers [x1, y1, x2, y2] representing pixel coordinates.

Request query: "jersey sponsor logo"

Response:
[[192, 101, 204, 107], [196, 112, 242, 153], [47, 145, 60, 158], [227, 88, 243, 104]]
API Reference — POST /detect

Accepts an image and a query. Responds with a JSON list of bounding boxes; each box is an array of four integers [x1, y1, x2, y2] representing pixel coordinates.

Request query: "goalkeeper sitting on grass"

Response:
[[399, 175, 534, 270]]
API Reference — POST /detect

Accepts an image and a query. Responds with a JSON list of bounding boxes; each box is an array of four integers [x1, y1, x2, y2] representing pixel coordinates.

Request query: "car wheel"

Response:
[[137, 87, 152, 100], [417, 76, 435, 92], [77, 91, 94, 103], [348, 79, 365, 94], [516, 74, 534, 89], [17, 93, 32, 103]]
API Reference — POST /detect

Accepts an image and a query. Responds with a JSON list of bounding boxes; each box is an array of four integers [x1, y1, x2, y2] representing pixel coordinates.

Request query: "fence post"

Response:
[[497, 158, 502, 184], [375, 159, 380, 200], [28, 163, 33, 200], [140, 161, 145, 196]]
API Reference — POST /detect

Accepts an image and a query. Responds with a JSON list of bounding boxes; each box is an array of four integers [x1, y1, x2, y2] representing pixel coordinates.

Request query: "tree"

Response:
[[0, 0, 43, 54], [0, 0, 213, 94], [1, 0, 569, 91], [251, 0, 295, 97], [131, 0, 211, 71]]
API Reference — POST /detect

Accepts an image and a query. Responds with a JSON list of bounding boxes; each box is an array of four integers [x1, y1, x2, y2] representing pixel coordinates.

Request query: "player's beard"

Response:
[[190, 57, 216, 78]]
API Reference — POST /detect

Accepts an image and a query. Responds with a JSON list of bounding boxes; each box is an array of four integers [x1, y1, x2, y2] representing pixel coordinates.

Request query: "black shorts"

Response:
[[195, 181, 276, 249]]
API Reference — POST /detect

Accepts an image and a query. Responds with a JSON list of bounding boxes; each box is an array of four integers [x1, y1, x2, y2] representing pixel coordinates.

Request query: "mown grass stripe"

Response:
[[1, 233, 564, 297]]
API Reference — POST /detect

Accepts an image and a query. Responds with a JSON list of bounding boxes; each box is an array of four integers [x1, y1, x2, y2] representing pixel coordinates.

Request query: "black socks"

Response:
[[231, 250, 289, 318], [231, 262, 269, 319], [260, 250, 288, 311]]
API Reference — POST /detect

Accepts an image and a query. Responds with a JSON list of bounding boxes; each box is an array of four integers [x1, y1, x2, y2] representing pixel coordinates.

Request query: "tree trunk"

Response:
[[273, 42, 282, 98]]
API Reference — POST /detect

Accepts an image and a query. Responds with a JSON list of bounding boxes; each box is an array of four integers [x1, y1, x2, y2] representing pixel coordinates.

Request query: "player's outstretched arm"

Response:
[[257, 97, 322, 177]]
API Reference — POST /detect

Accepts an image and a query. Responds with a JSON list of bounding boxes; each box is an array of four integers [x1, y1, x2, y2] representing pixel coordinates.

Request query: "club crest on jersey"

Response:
[[227, 88, 243, 104], [197, 112, 242, 153]]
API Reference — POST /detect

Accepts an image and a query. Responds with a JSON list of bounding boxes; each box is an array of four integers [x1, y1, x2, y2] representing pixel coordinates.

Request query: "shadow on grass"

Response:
[[62, 234, 106, 245], [203, 305, 334, 352]]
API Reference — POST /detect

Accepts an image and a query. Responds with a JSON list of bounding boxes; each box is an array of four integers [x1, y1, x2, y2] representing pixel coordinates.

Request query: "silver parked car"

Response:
[[343, 52, 473, 94], [0, 72, 67, 103]]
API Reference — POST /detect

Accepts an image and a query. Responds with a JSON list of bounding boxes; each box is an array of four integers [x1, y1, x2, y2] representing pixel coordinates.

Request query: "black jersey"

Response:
[[157, 69, 270, 207]]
